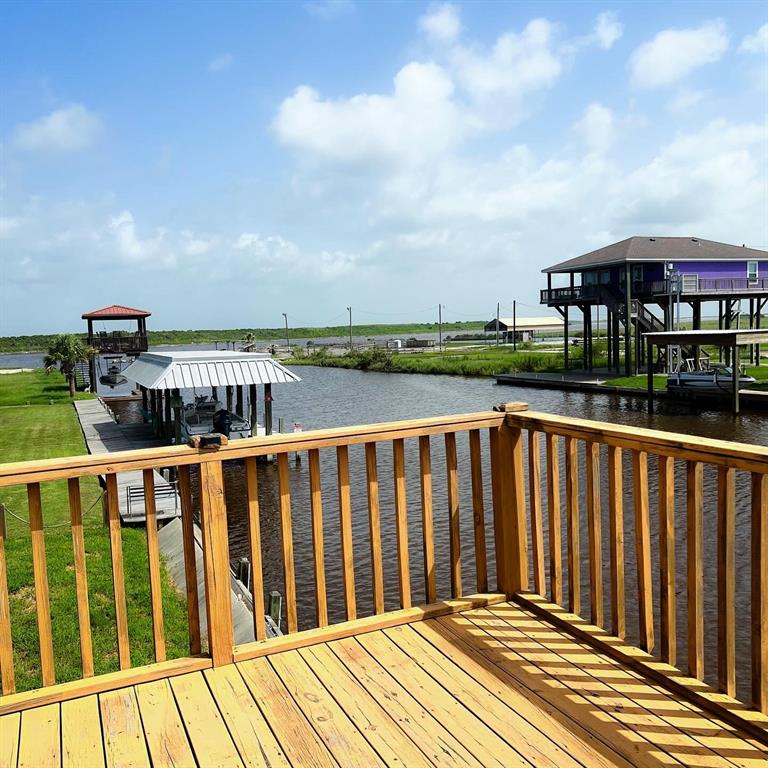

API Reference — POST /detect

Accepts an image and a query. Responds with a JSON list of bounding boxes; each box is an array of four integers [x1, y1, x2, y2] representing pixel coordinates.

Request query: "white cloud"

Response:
[[667, 87, 706, 113], [13, 104, 101, 153], [0, 216, 20, 239], [575, 103, 615, 152], [630, 21, 728, 89], [274, 62, 465, 165], [740, 23, 768, 54], [180, 230, 215, 256], [420, 3, 461, 45], [108, 210, 173, 267], [594, 11, 623, 50], [208, 52, 234, 72], [304, 0, 354, 19]]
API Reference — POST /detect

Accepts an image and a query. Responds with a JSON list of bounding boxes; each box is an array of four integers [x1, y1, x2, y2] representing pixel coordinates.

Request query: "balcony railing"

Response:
[[0, 405, 766, 741], [85, 333, 149, 353]]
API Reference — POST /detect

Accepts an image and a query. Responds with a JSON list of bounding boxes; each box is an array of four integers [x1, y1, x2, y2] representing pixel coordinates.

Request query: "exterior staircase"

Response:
[[74, 361, 91, 391]]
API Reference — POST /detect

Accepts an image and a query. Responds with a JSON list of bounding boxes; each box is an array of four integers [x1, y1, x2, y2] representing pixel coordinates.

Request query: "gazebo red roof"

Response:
[[81, 304, 152, 320]]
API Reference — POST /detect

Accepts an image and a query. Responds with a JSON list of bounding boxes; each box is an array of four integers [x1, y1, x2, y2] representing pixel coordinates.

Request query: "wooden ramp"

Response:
[[2, 601, 765, 768], [73, 399, 180, 523]]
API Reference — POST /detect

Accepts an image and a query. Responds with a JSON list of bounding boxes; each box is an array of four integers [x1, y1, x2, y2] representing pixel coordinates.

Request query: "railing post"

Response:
[[491, 403, 529, 595], [199, 459, 234, 666]]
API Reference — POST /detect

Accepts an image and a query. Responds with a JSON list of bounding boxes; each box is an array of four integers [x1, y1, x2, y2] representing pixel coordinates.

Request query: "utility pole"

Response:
[[438, 304, 443, 352], [513, 300, 517, 351], [347, 306, 352, 351], [495, 302, 499, 346], [282, 312, 290, 350]]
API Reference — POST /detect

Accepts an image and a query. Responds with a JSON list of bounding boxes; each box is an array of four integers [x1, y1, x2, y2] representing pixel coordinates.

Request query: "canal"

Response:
[[109, 364, 765, 701]]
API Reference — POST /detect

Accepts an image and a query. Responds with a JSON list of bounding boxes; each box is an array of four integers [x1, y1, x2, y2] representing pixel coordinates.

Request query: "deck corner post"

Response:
[[199, 459, 234, 667], [491, 405, 529, 595]]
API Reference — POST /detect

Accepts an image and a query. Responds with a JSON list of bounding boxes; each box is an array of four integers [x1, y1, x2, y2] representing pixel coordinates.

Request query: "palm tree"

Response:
[[44, 334, 94, 398]]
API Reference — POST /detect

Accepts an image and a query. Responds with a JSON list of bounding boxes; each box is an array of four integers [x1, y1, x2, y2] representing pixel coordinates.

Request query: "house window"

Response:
[[599, 270, 611, 284], [631, 265, 644, 282], [747, 260, 758, 282], [583, 271, 598, 285]]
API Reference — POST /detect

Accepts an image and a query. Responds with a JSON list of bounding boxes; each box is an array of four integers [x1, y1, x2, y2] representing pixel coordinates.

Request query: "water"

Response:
[[110, 365, 766, 702]]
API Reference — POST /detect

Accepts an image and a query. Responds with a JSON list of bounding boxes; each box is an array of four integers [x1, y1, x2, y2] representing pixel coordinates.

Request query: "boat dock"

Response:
[[73, 399, 181, 523]]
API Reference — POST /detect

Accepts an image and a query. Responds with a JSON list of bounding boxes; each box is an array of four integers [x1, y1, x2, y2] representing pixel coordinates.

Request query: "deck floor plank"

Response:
[[269, 650, 386, 767], [204, 664, 291, 768], [388, 622, 599, 768], [0, 712, 20, 768], [237, 656, 338, 768], [100, 688, 150, 768], [135, 678, 196, 768], [299, 643, 433, 768], [357, 629, 533, 768], [169, 672, 243, 768], [62, 695, 105, 768], [3, 600, 765, 768], [18, 702, 60, 768], [489, 603, 748, 768]]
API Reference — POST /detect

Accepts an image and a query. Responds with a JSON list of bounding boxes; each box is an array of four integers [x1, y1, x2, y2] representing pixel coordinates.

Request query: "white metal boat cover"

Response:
[[122, 350, 301, 390]]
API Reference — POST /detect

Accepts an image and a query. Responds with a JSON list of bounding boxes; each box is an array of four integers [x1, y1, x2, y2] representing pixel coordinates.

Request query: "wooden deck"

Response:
[[2, 601, 765, 768]]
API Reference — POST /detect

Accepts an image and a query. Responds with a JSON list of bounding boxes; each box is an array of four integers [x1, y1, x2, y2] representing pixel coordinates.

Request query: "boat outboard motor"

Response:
[[213, 409, 233, 438]]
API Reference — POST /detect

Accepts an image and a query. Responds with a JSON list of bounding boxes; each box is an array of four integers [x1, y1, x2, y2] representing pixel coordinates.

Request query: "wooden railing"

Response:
[[0, 404, 766, 742], [505, 409, 768, 734]]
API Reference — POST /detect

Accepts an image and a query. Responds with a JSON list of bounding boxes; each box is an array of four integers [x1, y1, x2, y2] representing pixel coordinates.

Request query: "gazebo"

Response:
[[122, 350, 301, 442]]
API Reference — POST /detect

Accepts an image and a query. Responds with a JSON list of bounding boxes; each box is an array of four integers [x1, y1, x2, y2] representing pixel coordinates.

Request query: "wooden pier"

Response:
[[73, 399, 180, 523], [0, 404, 766, 766]]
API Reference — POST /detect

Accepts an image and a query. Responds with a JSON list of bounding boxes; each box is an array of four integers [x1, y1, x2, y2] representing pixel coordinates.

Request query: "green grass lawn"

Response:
[[0, 371, 190, 692]]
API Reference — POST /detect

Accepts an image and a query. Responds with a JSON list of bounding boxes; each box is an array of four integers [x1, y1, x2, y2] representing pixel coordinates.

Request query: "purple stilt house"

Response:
[[541, 237, 768, 376]]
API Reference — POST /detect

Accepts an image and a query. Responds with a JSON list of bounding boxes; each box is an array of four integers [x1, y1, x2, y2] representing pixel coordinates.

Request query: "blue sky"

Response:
[[1, 0, 766, 334]]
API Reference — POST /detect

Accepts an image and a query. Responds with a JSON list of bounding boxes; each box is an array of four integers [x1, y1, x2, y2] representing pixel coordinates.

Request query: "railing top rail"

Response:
[[506, 411, 768, 473], [0, 410, 506, 488]]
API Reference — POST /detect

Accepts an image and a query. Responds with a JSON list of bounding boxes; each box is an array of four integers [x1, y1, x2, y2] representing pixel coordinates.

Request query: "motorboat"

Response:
[[179, 395, 256, 441], [99, 363, 128, 388], [667, 363, 756, 394]]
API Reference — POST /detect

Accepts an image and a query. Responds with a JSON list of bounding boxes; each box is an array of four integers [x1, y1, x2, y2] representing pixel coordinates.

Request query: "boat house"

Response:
[[540, 237, 768, 374]]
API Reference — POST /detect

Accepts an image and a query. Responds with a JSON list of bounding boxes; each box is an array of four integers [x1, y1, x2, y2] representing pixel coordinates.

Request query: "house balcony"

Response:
[[0, 406, 766, 766], [85, 333, 149, 354]]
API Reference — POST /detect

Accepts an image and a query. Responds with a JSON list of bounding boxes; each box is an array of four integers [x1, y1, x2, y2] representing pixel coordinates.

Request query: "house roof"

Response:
[[543, 237, 768, 274], [122, 351, 301, 390], [82, 304, 152, 319], [484, 316, 564, 331], [644, 328, 768, 347]]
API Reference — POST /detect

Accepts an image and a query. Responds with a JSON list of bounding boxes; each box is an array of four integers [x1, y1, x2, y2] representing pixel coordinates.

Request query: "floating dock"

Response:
[[73, 399, 181, 523]]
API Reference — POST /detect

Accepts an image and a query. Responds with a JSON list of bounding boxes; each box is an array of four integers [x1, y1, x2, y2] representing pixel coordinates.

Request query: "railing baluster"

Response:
[[565, 437, 580, 615], [336, 445, 356, 621], [276, 453, 297, 634], [586, 442, 603, 628], [468, 430, 488, 593], [509, 424, 529, 593], [365, 443, 385, 614], [546, 434, 562, 605], [608, 446, 625, 639], [528, 431, 545, 595], [632, 451, 654, 652], [717, 466, 736, 697], [687, 460, 704, 680], [244, 457, 267, 639], [444, 432, 462, 598], [658, 456, 676, 665], [106, 473, 130, 670], [0, 502, 14, 694], [177, 465, 201, 654], [308, 450, 328, 628], [392, 439, 411, 609], [142, 470, 166, 662], [28, 483, 55, 686], [418, 436, 436, 603], [753, 472, 768, 714], [67, 479, 93, 678]]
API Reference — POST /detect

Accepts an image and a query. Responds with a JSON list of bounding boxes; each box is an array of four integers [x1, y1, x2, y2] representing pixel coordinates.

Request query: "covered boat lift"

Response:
[[122, 350, 301, 443], [644, 329, 768, 414]]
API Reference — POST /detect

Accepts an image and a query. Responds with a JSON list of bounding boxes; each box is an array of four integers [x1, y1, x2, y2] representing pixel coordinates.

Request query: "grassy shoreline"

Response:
[[0, 321, 485, 354], [0, 370, 189, 692]]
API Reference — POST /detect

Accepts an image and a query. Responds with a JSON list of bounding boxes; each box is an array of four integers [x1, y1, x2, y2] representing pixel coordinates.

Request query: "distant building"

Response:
[[540, 237, 768, 374], [484, 316, 564, 343]]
